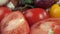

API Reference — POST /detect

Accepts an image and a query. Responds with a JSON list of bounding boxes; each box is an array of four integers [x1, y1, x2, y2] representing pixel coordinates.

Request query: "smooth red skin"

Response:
[[24, 8, 49, 26], [30, 18, 60, 34], [0, 7, 11, 21], [1, 11, 30, 34], [54, 25, 60, 34]]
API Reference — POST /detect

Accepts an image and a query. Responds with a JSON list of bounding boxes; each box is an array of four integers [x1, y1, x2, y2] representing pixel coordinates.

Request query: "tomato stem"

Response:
[[13, 4, 34, 11]]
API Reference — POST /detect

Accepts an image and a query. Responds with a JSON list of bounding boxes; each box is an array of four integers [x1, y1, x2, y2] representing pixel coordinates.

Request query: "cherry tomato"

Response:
[[1, 11, 30, 34], [0, 7, 11, 21], [24, 8, 49, 26], [49, 4, 60, 18], [30, 18, 60, 34]]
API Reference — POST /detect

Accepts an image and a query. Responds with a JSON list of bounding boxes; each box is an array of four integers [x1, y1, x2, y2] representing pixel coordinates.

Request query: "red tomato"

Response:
[[24, 8, 49, 26], [30, 18, 60, 34], [1, 11, 30, 34], [0, 7, 11, 21]]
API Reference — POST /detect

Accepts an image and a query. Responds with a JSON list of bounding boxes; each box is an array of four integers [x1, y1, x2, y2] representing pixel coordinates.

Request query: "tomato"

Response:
[[24, 8, 49, 26], [54, 25, 60, 34], [0, 7, 11, 21], [49, 4, 60, 18], [30, 18, 60, 34], [1, 11, 30, 34]]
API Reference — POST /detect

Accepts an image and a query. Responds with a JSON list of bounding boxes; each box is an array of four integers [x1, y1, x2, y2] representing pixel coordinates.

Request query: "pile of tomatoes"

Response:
[[0, 0, 60, 34]]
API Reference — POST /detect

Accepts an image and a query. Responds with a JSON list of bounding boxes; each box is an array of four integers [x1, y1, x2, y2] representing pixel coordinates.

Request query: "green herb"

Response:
[[48, 29, 54, 34]]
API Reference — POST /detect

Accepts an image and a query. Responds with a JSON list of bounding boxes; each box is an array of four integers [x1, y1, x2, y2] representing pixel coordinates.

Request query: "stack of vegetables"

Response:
[[0, 0, 60, 34]]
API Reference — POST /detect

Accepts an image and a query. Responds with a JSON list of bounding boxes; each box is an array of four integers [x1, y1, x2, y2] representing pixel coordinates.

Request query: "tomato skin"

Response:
[[1, 11, 30, 34], [24, 8, 49, 26], [54, 25, 60, 34], [0, 7, 11, 21], [49, 4, 60, 18], [30, 18, 60, 34]]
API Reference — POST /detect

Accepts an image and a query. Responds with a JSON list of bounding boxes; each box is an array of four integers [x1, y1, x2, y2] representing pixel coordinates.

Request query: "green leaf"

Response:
[[21, 0, 33, 4]]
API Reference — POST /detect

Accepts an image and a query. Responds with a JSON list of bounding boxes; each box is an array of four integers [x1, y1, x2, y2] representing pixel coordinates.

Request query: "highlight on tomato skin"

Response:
[[1, 11, 30, 34], [24, 8, 50, 26], [30, 18, 60, 34]]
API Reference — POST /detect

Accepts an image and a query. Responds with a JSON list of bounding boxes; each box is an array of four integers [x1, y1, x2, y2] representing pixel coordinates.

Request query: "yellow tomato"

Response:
[[49, 4, 60, 18]]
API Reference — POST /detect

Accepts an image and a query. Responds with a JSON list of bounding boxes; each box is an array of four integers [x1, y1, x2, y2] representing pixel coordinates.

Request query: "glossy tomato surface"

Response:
[[30, 18, 60, 34], [24, 8, 49, 26], [0, 7, 11, 21], [1, 11, 30, 34]]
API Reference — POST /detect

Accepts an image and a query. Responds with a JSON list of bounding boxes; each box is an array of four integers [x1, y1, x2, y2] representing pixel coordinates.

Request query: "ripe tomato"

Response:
[[30, 18, 60, 34], [24, 8, 49, 26], [1, 11, 30, 34], [0, 7, 11, 21]]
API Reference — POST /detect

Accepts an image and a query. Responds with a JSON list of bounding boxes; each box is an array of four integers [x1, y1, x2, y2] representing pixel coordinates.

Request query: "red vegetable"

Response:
[[24, 8, 49, 26], [30, 18, 60, 34], [1, 11, 30, 34], [0, 7, 11, 21]]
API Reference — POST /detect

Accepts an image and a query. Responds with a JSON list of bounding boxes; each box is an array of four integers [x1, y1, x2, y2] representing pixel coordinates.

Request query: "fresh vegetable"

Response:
[[30, 18, 60, 34], [24, 8, 49, 26], [19, 0, 33, 5], [49, 4, 60, 18], [1, 11, 30, 34], [0, 7, 11, 21], [33, 0, 59, 9]]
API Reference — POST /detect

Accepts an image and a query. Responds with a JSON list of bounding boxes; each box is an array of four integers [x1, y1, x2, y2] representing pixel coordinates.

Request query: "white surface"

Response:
[[7, 2, 15, 10], [0, 0, 8, 6]]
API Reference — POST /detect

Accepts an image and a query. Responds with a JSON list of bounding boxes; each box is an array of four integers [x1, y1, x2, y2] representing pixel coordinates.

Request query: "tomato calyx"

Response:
[[11, 0, 34, 11], [13, 4, 34, 11], [20, 0, 33, 5]]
